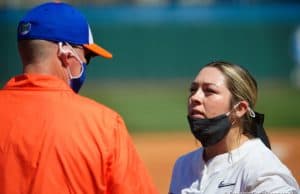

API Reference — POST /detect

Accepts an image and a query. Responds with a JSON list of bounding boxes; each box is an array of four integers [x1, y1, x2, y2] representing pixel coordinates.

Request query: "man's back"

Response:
[[0, 74, 158, 194]]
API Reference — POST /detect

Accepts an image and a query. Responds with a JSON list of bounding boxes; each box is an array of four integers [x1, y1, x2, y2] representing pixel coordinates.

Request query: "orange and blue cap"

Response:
[[17, 2, 112, 59]]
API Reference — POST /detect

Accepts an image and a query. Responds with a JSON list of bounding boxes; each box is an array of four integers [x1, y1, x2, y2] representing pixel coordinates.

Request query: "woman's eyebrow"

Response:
[[190, 82, 198, 87], [191, 80, 223, 88], [202, 81, 221, 88]]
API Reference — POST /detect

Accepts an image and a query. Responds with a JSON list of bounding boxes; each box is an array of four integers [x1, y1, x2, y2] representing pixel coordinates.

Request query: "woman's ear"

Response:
[[234, 100, 249, 118]]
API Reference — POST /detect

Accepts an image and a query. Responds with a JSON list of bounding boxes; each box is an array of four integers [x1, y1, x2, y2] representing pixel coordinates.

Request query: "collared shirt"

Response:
[[0, 74, 158, 194], [169, 138, 299, 194]]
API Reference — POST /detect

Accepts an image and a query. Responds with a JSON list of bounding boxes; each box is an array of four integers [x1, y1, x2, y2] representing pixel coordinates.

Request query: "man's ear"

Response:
[[235, 100, 249, 118], [58, 44, 72, 68]]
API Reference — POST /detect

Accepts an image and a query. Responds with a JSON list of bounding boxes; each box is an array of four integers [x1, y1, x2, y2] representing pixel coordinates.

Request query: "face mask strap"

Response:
[[64, 42, 84, 64], [58, 42, 64, 55], [223, 101, 270, 149], [231, 102, 256, 118], [225, 102, 240, 116], [58, 42, 85, 79]]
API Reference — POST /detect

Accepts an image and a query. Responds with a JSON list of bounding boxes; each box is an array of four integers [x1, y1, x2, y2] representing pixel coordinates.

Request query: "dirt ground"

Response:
[[132, 130, 300, 194]]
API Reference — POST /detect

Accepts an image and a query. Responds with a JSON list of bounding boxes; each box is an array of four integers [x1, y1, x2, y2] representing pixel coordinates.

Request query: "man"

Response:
[[0, 2, 158, 194]]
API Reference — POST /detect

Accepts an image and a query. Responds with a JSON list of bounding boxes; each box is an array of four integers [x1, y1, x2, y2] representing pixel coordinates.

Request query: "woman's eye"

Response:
[[189, 87, 197, 93], [204, 88, 215, 94]]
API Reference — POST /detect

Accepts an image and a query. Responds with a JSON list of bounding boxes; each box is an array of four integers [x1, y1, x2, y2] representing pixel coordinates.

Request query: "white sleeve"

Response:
[[245, 151, 299, 193], [247, 172, 299, 193]]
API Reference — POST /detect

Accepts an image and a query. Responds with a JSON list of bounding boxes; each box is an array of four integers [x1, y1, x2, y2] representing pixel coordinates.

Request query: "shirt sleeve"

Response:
[[245, 155, 299, 193], [107, 115, 159, 194], [247, 172, 299, 193]]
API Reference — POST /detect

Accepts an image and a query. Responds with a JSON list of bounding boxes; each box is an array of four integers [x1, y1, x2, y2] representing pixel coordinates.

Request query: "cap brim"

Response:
[[83, 43, 112, 59]]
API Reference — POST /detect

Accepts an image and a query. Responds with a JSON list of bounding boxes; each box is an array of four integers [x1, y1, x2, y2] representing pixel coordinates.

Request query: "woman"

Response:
[[169, 61, 299, 194]]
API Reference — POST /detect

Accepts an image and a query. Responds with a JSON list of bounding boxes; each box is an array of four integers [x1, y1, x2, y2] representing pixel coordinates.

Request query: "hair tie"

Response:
[[252, 112, 271, 149]]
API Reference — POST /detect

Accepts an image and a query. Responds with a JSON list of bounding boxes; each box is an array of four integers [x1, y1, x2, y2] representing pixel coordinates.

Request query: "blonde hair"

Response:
[[204, 61, 257, 137]]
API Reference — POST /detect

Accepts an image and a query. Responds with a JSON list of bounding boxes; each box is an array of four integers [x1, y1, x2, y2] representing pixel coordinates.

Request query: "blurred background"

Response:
[[1, 0, 300, 132]]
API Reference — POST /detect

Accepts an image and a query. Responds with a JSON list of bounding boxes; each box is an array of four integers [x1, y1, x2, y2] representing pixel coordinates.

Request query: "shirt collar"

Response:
[[3, 73, 73, 92], [204, 139, 262, 174]]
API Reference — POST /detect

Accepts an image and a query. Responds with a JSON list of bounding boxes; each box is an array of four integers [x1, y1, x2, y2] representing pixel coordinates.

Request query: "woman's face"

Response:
[[188, 67, 232, 119]]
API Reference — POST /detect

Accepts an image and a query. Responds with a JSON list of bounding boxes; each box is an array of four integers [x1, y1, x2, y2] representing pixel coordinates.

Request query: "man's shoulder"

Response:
[[66, 94, 128, 132], [75, 95, 119, 117]]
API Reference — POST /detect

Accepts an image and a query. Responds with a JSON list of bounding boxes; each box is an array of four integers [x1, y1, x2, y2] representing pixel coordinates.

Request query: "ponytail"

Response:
[[250, 112, 271, 149]]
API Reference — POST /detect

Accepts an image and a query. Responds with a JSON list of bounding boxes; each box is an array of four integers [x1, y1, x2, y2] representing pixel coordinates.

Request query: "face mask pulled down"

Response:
[[187, 112, 232, 147]]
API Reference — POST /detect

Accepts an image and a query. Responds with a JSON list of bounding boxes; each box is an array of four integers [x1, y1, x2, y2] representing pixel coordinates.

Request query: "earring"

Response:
[[248, 107, 256, 118]]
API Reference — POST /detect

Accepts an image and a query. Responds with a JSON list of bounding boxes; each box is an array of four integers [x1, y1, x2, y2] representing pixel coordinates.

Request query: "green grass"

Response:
[[81, 79, 189, 132], [81, 79, 300, 133], [256, 81, 300, 129]]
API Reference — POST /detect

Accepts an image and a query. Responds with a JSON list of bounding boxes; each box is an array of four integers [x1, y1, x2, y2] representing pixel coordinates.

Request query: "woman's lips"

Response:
[[189, 109, 206, 118]]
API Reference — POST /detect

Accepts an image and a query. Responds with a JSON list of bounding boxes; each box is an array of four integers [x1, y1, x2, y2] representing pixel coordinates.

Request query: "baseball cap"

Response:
[[17, 2, 112, 59]]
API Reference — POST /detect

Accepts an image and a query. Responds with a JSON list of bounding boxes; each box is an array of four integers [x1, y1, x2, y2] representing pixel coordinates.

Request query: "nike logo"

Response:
[[218, 180, 236, 188]]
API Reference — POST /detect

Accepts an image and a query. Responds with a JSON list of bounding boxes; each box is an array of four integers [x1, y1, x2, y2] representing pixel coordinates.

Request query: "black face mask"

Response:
[[187, 113, 231, 147]]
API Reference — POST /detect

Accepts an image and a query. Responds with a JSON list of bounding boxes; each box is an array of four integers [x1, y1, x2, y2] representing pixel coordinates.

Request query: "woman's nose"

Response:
[[189, 89, 203, 104]]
